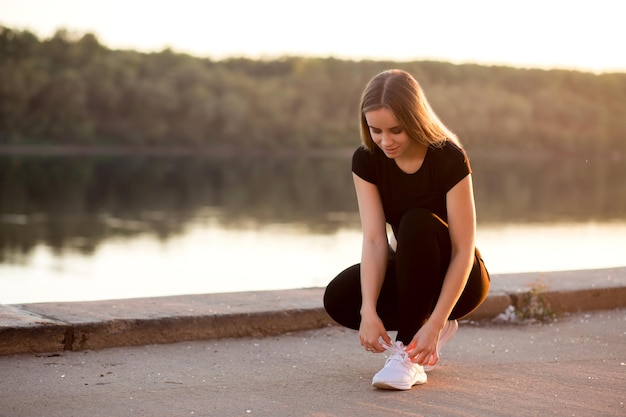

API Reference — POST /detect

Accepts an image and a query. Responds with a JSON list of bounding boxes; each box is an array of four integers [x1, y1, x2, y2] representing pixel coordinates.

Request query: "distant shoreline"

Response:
[[0, 144, 620, 161], [0, 144, 354, 158]]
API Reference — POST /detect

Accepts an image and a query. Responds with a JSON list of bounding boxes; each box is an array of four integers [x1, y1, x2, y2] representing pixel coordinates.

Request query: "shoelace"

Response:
[[381, 341, 410, 363]]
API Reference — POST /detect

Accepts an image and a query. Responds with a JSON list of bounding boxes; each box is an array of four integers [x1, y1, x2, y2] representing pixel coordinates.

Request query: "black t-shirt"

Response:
[[352, 141, 471, 235]]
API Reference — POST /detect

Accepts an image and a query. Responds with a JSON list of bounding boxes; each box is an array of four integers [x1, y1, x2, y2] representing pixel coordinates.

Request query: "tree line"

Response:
[[1, 26, 625, 155]]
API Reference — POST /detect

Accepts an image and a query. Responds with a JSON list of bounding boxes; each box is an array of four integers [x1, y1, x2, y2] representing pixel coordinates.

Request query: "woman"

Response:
[[323, 69, 490, 390]]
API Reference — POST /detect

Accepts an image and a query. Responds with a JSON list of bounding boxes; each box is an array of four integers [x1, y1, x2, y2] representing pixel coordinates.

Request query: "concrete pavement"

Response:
[[0, 308, 624, 416]]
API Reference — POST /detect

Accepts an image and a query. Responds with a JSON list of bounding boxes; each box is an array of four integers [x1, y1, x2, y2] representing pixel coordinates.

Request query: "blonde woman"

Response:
[[324, 69, 490, 390]]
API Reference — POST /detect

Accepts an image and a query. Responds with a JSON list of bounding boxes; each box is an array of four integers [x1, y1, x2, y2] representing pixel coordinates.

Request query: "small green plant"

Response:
[[517, 280, 555, 322]]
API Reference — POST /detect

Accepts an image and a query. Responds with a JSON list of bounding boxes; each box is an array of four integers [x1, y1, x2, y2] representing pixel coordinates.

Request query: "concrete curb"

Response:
[[1, 267, 625, 356]]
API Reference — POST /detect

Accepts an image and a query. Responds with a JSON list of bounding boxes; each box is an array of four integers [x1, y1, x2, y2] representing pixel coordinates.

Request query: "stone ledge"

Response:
[[1, 267, 624, 355]]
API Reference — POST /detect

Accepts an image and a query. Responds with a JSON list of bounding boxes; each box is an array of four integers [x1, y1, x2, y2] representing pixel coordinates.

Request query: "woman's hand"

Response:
[[359, 311, 391, 353], [405, 320, 443, 366]]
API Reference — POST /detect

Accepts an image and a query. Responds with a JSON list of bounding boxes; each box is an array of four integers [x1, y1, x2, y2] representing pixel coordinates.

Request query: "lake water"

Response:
[[1, 151, 625, 304]]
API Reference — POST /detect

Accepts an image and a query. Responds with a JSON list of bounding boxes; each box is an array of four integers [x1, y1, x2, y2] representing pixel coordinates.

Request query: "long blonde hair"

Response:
[[359, 69, 460, 151]]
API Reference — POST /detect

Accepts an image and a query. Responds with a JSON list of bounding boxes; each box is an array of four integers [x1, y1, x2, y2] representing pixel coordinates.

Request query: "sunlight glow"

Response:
[[1, 0, 624, 73]]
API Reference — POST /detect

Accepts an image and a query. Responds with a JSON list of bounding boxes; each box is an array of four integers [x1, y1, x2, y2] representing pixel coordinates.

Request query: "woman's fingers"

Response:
[[407, 340, 439, 365], [360, 334, 388, 353]]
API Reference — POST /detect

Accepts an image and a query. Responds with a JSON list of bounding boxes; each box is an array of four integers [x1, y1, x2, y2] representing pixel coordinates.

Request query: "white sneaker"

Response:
[[424, 319, 458, 372], [371, 341, 427, 390]]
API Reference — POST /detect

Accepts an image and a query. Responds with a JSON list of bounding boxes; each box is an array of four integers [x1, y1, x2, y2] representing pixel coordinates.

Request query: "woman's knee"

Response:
[[450, 255, 491, 319], [323, 264, 362, 328], [398, 209, 446, 237], [396, 209, 450, 256]]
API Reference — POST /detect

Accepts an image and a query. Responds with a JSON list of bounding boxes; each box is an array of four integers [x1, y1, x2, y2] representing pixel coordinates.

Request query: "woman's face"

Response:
[[365, 107, 415, 159]]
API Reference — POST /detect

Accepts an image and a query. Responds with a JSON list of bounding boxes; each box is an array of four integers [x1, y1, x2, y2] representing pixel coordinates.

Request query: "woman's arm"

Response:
[[431, 173, 476, 327], [353, 173, 392, 352], [407, 174, 476, 364]]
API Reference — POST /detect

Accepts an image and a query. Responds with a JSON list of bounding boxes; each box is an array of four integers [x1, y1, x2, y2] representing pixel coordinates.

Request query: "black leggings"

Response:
[[323, 208, 490, 345]]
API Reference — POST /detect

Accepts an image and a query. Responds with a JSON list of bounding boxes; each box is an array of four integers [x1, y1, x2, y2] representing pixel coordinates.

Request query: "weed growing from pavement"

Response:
[[517, 280, 555, 323], [493, 279, 556, 324]]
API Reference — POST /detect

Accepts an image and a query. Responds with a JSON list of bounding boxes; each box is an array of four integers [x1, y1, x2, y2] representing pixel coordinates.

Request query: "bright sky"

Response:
[[1, 0, 624, 73]]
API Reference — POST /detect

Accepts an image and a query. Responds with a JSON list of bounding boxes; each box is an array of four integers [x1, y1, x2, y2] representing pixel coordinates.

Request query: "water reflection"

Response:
[[0, 154, 359, 263], [473, 153, 626, 223]]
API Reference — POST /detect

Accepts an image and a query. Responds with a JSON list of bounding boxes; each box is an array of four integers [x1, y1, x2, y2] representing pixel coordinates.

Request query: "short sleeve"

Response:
[[442, 142, 472, 192], [351, 146, 377, 184]]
